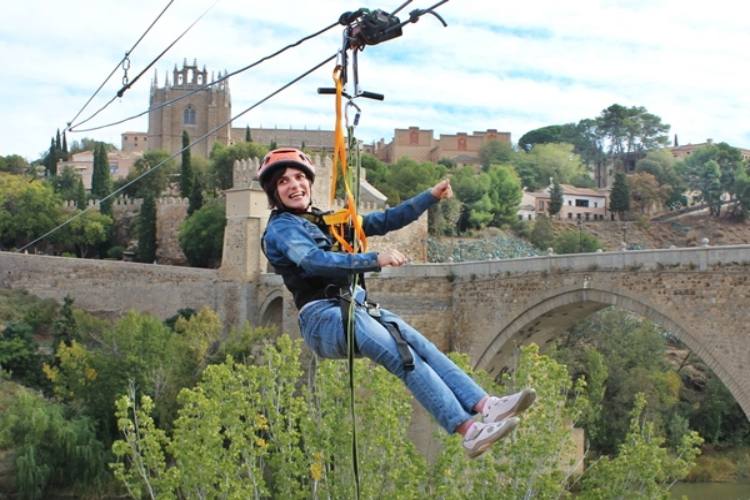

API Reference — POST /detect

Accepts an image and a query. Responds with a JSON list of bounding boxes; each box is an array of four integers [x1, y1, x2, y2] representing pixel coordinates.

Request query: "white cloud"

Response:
[[1, 0, 749, 160]]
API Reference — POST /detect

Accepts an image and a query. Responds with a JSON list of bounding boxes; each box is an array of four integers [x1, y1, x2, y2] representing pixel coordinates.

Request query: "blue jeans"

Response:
[[299, 292, 487, 433]]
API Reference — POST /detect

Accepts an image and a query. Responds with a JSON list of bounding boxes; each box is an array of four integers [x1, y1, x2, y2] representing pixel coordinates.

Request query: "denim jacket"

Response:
[[263, 189, 438, 305]]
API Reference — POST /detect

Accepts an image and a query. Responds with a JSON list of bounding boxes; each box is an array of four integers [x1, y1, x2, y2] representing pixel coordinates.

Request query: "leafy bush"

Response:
[[0, 388, 107, 499], [178, 199, 226, 268], [553, 229, 602, 254], [0, 321, 48, 389]]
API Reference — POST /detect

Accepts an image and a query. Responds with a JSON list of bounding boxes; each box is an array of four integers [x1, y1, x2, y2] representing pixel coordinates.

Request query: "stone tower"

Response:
[[147, 58, 231, 157]]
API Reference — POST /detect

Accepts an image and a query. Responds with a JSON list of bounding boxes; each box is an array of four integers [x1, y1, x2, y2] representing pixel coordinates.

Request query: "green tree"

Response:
[[530, 215, 554, 250], [269, 140, 277, 150], [486, 164, 522, 226], [61, 130, 68, 160], [0, 154, 30, 175], [45, 310, 199, 440], [636, 149, 686, 208], [610, 172, 630, 219], [518, 124, 578, 152], [245, 125, 252, 142], [136, 193, 157, 263], [553, 229, 602, 254], [732, 167, 750, 220], [51, 165, 81, 201], [44, 137, 58, 177], [54, 209, 113, 258], [451, 166, 492, 231], [124, 150, 176, 199], [178, 199, 226, 267], [555, 309, 683, 454], [580, 393, 702, 499], [1, 321, 46, 387], [628, 171, 669, 214], [478, 139, 514, 169], [549, 178, 563, 216], [0, 172, 62, 250], [384, 157, 444, 204], [75, 176, 87, 210], [428, 197, 462, 236], [52, 296, 77, 350], [90, 143, 111, 200], [0, 388, 107, 499], [180, 130, 193, 199], [512, 143, 588, 190], [700, 160, 723, 216], [595, 104, 670, 158]]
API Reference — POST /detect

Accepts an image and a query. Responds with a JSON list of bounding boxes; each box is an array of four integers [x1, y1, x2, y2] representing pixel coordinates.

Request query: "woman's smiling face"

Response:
[[275, 166, 311, 212]]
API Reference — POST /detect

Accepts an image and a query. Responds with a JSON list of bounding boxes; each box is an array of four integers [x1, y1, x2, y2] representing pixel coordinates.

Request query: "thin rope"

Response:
[[70, 19, 339, 133], [70, 0, 220, 131], [65, 0, 175, 129], [18, 53, 337, 253]]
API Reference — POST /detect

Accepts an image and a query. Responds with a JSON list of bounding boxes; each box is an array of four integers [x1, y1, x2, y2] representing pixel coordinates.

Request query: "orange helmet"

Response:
[[257, 148, 316, 190]]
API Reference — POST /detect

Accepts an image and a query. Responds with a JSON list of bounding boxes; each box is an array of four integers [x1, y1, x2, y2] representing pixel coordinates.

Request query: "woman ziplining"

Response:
[[258, 148, 536, 457]]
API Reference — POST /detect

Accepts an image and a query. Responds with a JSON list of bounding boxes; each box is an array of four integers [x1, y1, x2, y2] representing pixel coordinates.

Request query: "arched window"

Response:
[[184, 105, 196, 125]]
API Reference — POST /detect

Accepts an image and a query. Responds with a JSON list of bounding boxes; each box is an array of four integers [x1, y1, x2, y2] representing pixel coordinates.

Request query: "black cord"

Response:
[[70, 0, 219, 131], [18, 52, 337, 253], [69, 19, 339, 134], [65, 0, 175, 129], [391, 0, 414, 15]]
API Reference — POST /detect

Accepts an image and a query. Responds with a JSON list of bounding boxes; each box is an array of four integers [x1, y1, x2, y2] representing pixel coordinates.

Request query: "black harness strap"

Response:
[[365, 302, 415, 372], [328, 285, 414, 372]]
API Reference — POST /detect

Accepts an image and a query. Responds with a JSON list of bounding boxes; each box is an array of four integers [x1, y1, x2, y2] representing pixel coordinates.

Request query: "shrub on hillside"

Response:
[[178, 199, 226, 268]]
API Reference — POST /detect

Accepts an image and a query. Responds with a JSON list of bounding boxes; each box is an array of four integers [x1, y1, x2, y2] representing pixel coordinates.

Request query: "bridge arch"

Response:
[[475, 285, 746, 417], [258, 291, 284, 332]]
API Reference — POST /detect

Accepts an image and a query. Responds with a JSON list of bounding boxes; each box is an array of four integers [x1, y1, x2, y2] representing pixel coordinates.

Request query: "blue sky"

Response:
[[1, 0, 749, 161]]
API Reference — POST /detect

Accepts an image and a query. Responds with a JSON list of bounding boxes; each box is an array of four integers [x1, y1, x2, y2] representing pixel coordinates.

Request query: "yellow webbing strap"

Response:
[[329, 66, 368, 254]]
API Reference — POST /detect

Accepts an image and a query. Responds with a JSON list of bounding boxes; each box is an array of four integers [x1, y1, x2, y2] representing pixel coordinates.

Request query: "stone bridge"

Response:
[[2, 245, 750, 419], [256, 244, 750, 419]]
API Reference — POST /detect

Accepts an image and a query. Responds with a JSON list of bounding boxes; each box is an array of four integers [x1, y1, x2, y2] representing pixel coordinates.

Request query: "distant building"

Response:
[[58, 150, 142, 190], [519, 184, 609, 222], [137, 59, 336, 158], [372, 126, 511, 165], [669, 139, 750, 161], [121, 131, 148, 153], [147, 59, 231, 158]]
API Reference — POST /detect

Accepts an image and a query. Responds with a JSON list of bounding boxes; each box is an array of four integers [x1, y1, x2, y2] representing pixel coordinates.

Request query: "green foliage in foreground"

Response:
[[0, 386, 107, 499], [110, 339, 701, 499]]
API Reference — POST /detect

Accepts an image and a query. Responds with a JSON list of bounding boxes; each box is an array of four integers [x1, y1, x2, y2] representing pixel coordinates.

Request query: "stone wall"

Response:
[[64, 196, 189, 264], [0, 251, 253, 326]]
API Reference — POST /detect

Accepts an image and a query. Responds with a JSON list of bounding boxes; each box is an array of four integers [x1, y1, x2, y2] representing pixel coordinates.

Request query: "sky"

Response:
[[1, 0, 749, 162]]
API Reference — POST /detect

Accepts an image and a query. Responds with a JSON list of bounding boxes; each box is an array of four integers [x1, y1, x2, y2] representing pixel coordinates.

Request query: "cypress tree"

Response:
[[610, 172, 630, 219], [55, 129, 62, 153], [62, 131, 69, 161], [188, 176, 204, 215], [548, 178, 563, 217], [91, 143, 112, 199], [136, 193, 157, 263], [245, 125, 252, 142], [75, 176, 87, 210], [269, 140, 277, 150], [46, 138, 58, 177], [180, 131, 193, 199]]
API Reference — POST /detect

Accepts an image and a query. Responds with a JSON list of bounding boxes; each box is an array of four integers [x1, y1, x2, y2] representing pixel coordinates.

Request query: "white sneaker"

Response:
[[462, 417, 519, 459], [482, 388, 536, 424]]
